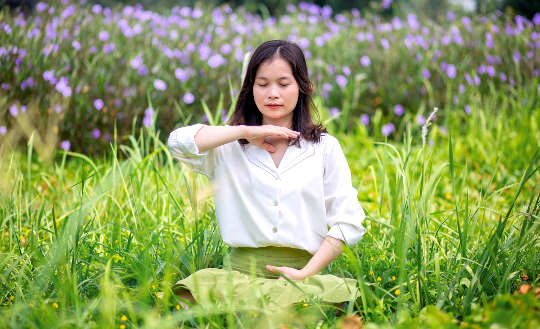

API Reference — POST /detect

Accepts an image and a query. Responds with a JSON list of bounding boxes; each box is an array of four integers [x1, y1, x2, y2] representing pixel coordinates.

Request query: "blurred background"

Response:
[[0, 0, 538, 156]]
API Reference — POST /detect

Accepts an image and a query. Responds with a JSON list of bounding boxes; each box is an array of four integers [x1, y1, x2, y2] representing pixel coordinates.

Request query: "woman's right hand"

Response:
[[244, 125, 300, 153]]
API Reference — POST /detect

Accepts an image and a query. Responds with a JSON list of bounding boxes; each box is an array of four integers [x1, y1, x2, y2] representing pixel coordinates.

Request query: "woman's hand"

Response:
[[244, 125, 300, 153], [266, 264, 308, 281]]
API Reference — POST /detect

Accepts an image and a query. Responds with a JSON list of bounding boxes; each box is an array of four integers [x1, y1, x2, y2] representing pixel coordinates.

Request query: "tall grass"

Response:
[[1, 79, 538, 328]]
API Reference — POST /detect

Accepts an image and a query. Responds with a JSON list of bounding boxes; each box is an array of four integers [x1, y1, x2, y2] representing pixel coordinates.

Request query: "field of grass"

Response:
[[1, 1, 539, 328], [1, 80, 539, 328]]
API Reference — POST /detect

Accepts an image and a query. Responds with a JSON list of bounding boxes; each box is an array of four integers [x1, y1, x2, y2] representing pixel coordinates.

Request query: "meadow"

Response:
[[1, 1, 539, 328]]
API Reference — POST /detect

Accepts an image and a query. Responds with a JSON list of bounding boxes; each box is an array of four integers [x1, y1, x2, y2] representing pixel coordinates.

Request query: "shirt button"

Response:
[[273, 200, 279, 206], [272, 227, 278, 233]]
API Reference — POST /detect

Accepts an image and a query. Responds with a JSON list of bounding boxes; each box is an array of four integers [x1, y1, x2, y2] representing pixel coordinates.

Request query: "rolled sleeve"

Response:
[[323, 136, 366, 246], [167, 123, 216, 177]]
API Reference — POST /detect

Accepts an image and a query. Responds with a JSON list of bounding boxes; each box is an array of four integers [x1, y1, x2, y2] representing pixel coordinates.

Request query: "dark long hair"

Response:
[[228, 40, 327, 147]]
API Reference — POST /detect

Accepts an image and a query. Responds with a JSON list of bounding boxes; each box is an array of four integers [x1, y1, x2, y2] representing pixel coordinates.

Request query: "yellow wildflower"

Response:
[[179, 237, 185, 243], [394, 289, 400, 296], [52, 302, 59, 309], [302, 303, 308, 307], [369, 270, 374, 276], [121, 315, 127, 321], [370, 257, 374, 261], [377, 277, 381, 282], [120, 325, 126, 329], [392, 276, 396, 281], [9, 296, 14, 301], [175, 304, 180, 311]]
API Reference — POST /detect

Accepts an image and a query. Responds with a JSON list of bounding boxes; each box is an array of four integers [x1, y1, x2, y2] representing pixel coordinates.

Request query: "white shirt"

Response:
[[167, 123, 366, 255]]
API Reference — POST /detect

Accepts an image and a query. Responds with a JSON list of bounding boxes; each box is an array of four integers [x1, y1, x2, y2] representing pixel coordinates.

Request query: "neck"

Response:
[[262, 116, 293, 130]]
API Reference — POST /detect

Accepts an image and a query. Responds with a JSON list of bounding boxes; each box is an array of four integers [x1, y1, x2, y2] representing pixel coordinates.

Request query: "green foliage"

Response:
[[1, 70, 539, 327]]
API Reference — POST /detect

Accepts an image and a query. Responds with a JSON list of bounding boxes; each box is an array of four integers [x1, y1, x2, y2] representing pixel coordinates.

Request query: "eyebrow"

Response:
[[255, 76, 292, 81]]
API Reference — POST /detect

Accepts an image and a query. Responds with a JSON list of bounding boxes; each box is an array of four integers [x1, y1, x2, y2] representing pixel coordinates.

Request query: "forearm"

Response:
[[195, 125, 248, 153], [300, 236, 344, 277]]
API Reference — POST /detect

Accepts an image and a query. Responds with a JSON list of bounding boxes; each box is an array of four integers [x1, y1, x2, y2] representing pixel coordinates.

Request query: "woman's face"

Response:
[[253, 56, 299, 127]]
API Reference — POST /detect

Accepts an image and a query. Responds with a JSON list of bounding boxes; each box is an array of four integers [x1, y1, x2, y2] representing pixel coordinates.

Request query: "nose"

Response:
[[268, 84, 279, 99]]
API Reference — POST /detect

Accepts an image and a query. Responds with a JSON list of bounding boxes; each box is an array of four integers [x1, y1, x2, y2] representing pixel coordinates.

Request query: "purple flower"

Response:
[[220, 44, 232, 54], [360, 55, 371, 67], [1, 83, 10, 90], [499, 73, 507, 81], [459, 84, 465, 94], [94, 99, 104, 110], [72, 41, 81, 50], [381, 123, 395, 136], [138, 65, 148, 75], [394, 104, 404, 116], [4, 24, 11, 35], [446, 64, 457, 78], [464, 105, 471, 114], [0, 126, 6, 135], [92, 4, 102, 14], [98, 30, 109, 42], [9, 104, 18, 117], [512, 50, 520, 62], [92, 128, 101, 139], [381, 38, 390, 49], [36, 2, 47, 12], [54, 105, 62, 113], [343, 66, 351, 76], [534, 13, 540, 25], [143, 107, 154, 127], [130, 56, 142, 69], [192, 8, 203, 19], [361, 114, 370, 126], [336, 75, 347, 87], [183, 93, 195, 104], [153, 79, 167, 91], [416, 115, 425, 125], [447, 11, 455, 21], [175, 68, 189, 82], [103, 43, 115, 53], [382, 0, 393, 9], [208, 53, 226, 68], [60, 140, 70, 151], [329, 107, 340, 117], [422, 68, 430, 79], [20, 77, 34, 90]]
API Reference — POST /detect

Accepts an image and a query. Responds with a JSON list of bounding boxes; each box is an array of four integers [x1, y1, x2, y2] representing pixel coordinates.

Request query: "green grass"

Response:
[[0, 81, 539, 328]]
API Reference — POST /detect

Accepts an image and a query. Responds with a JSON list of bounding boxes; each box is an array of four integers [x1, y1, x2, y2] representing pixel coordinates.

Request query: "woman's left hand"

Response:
[[266, 265, 307, 281]]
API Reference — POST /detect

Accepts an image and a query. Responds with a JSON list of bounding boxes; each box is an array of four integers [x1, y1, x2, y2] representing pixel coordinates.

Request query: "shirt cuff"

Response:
[[327, 223, 366, 246]]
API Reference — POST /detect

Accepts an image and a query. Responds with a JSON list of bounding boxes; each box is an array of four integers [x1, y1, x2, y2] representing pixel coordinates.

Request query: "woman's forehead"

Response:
[[255, 57, 293, 78]]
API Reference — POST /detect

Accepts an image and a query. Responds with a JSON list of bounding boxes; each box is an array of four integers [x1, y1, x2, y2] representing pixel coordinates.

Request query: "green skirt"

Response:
[[172, 246, 359, 309]]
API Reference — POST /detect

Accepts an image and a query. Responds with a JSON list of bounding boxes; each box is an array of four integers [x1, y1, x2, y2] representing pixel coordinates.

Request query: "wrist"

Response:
[[238, 125, 250, 140]]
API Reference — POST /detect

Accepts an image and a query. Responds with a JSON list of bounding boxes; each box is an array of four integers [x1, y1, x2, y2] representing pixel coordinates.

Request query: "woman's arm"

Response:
[[265, 236, 344, 280], [299, 236, 344, 277], [194, 125, 249, 153], [195, 124, 300, 153]]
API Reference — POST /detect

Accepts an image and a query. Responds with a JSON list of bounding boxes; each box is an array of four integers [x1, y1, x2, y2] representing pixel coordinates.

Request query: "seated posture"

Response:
[[167, 40, 366, 314]]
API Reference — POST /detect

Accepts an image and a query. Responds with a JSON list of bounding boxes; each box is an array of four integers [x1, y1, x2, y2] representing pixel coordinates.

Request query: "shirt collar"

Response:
[[244, 138, 315, 175]]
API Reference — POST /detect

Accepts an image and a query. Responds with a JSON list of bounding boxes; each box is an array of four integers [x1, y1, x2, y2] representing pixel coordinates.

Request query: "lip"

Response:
[[266, 104, 282, 108]]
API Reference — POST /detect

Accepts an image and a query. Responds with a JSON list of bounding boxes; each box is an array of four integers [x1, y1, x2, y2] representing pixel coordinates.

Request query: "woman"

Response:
[[167, 40, 366, 314]]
